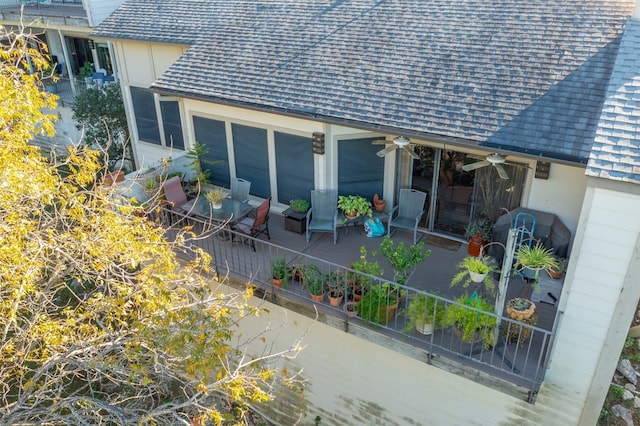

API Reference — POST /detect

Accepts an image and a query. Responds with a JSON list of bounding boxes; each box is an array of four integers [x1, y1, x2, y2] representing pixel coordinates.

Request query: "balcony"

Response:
[[0, 0, 88, 27], [154, 205, 560, 402]]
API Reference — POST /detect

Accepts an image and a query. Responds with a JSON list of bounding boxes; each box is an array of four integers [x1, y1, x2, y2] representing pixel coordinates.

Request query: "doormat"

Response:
[[423, 234, 463, 251]]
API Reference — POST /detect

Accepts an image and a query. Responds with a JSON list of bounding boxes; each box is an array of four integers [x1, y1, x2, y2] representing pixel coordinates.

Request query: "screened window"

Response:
[[232, 124, 270, 199], [130, 87, 160, 145], [275, 132, 314, 204], [192, 116, 230, 188], [160, 100, 184, 150], [338, 137, 384, 198]]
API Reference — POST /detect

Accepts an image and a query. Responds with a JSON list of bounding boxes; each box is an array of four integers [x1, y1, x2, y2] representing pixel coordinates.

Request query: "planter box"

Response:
[[283, 208, 307, 234]]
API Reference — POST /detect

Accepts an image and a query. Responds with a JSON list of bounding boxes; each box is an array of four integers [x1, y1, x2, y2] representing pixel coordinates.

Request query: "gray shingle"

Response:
[[93, 0, 635, 166]]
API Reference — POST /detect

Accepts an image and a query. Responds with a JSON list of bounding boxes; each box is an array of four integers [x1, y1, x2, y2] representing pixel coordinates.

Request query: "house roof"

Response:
[[93, 0, 635, 166], [586, 17, 640, 184]]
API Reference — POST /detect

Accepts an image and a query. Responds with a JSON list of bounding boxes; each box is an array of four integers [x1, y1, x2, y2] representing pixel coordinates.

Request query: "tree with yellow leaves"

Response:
[[0, 26, 304, 425]]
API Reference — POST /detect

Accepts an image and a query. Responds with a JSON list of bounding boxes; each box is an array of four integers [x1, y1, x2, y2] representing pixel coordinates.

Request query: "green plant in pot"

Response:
[[402, 293, 445, 335], [289, 198, 310, 213], [305, 268, 325, 301], [271, 256, 289, 287], [443, 291, 497, 349], [547, 256, 568, 279], [378, 236, 431, 284], [355, 282, 398, 325], [205, 188, 227, 208], [337, 195, 372, 219], [348, 246, 383, 295], [513, 243, 559, 283], [449, 255, 498, 296], [465, 216, 493, 257]]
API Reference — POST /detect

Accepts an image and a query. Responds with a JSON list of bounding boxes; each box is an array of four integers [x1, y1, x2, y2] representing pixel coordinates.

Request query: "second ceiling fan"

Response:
[[462, 153, 510, 180], [372, 136, 420, 160]]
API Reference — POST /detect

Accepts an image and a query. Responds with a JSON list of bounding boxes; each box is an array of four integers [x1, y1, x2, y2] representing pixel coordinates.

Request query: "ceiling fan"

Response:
[[372, 136, 420, 160], [462, 153, 510, 180]]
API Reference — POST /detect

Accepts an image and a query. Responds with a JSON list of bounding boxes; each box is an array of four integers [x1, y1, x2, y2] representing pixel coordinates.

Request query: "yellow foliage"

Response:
[[0, 27, 303, 425]]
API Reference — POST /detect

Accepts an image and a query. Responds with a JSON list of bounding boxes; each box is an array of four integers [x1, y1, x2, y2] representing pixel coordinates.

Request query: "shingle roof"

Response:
[[586, 18, 640, 184], [93, 0, 635, 166]]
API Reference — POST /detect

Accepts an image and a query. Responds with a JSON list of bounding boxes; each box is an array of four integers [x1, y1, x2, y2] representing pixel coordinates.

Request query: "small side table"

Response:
[[283, 208, 307, 234]]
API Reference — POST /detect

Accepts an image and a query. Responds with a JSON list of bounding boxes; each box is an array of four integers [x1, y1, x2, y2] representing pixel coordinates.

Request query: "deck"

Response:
[[160, 207, 561, 401]]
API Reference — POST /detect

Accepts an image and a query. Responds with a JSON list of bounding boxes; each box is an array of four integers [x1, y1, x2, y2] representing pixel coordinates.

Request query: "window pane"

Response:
[[232, 123, 270, 199], [160, 101, 184, 150], [130, 87, 160, 144], [192, 116, 230, 188], [275, 132, 314, 204], [338, 137, 384, 198]]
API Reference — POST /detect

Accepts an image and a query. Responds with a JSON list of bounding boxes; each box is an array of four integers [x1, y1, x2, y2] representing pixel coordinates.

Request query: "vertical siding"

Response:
[[542, 184, 640, 424]]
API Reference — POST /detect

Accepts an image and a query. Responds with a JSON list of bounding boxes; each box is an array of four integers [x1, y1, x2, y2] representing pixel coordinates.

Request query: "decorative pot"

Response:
[[506, 299, 536, 321], [345, 212, 358, 220], [469, 271, 486, 283], [328, 291, 343, 307], [272, 278, 284, 288], [309, 292, 324, 302], [343, 302, 358, 317], [467, 233, 485, 257], [415, 319, 434, 335], [373, 193, 386, 212], [212, 202, 223, 209], [547, 268, 563, 279]]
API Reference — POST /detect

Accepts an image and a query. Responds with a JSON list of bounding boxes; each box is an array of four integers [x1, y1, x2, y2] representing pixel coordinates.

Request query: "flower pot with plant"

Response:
[[355, 282, 398, 325], [324, 271, 344, 307], [443, 291, 497, 349], [372, 193, 386, 212], [402, 293, 445, 335], [348, 246, 384, 299], [305, 268, 325, 302], [271, 256, 289, 287], [449, 255, 498, 297], [144, 178, 158, 196], [513, 243, 559, 284], [205, 188, 227, 209], [547, 256, 568, 279], [465, 216, 493, 256], [378, 235, 430, 285], [290, 198, 310, 214], [505, 297, 536, 321], [337, 195, 372, 219]]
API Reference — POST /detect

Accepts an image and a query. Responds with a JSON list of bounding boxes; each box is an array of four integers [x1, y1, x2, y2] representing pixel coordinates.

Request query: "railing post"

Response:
[[493, 227, 518, 346]]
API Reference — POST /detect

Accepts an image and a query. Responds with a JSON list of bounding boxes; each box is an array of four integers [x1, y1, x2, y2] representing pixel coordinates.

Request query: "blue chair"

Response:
[[306, 189, 338, 244], [387, 189, 427, 244]]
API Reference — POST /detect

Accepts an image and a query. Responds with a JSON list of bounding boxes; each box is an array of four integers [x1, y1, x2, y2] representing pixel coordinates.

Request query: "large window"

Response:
[[232, 124, 270, 199], [274, 131, 314, 204], [130, 87, 184, 150], [192, 116, 230, 188], [338, 137, 384, 198]]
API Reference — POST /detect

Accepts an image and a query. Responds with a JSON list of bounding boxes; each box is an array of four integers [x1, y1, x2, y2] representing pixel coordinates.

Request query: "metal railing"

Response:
[[155, 207, 554, 401]]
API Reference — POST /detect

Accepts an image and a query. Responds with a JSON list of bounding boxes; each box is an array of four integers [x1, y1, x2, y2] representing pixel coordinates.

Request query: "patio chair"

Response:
[[162, 175, 189, 214], [306, 189, 338, 244], [233, 197, 271, 251], [229, 177, 251, 203], [388, 188, 427, 244]]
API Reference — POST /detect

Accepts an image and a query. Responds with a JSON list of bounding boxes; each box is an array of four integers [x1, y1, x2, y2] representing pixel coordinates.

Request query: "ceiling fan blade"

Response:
[[372, 139, 389, 145], [403, 145, 420, 160], [376, 145, 397, 157], [494, 163, 510, 180], [462, 160, 490, 171]]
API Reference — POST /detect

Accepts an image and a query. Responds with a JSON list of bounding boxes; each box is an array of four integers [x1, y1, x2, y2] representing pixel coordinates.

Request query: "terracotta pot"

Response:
[[272, 278, 284, 288], [328, 291, 343, 307], [373, 193, 386, 212], [343, 302, 358, 317], [468, 233, 485, 257], [309, 292, 324, 302]]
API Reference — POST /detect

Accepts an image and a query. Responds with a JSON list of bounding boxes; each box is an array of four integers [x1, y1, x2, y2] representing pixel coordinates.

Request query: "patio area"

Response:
[[159, 206, 561, 401]]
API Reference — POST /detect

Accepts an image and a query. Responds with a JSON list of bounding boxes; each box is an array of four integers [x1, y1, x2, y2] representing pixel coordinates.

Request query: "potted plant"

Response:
[[547, 256, 568, 279], [348, 246, 384, 298], [290, 198, 310, 213], [305, 268, 325, 302], [355, 282, 398, 325], [443, 291, 497, 349], [505, 297, 536, 321], [79, 61, 94, 86], [337, 195, 372, 219], [378, 235, 430, 284], [402, 293, 445, 335], [144, 178, 158, 196], [372, 193, 386, 212], [271, 256, 289, 287], [465, 216, 493, 256], [513, 243, 559, 283], [449, 255, 498, 296], [205, 188, 227, 209], [324, 271, 344, 307]]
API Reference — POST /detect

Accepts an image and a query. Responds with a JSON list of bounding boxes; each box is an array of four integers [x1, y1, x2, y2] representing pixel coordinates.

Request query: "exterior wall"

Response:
[[527, 162, 586, 240], [541, 179, 640, 425]]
